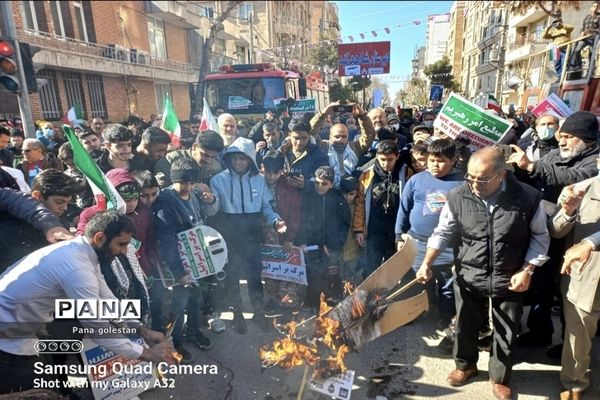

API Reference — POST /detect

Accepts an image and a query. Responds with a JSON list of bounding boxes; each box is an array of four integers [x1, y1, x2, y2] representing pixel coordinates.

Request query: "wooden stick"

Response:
[[384, 278, 420, 302], [296, 364, 310, 400]]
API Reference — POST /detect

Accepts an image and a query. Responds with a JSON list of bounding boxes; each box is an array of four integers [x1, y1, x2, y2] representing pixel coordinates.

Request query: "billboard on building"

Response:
[[338, 41, 391, 77]]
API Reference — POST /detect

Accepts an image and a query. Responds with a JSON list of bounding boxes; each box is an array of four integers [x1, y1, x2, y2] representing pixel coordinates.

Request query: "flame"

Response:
[[260, 338, 319, 369], [343, 281, 355, 296], [350, 295, 366, 320], [260, 293, 351, 379], [173, 352, 183, 364]]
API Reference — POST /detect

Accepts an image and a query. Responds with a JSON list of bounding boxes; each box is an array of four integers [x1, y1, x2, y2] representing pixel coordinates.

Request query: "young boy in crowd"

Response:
[[153, 158, 219, 360], [395, 138, 464, 330], [260, 151, 304, 310], [297, 166, 351, 306], [339, 176, 362, 286], [30, 168, 80, 227], [409, 142, 429, 176], [133, 170, 160, 208], [210, 137, 287, 334]]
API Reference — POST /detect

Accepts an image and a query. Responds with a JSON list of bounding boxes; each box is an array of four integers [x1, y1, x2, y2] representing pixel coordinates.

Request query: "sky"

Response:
[[334, 0, 455, 98]]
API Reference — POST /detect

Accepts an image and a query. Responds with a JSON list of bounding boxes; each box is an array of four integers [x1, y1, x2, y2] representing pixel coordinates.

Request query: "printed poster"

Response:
[[260, 245, 308, 285], [310, 369, 355, 400]]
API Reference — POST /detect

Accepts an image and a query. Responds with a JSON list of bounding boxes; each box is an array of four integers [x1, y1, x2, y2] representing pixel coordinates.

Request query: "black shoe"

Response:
[[478, 335, 492, 352], [546, 343, 563, 360], [233, 311, 247, 334], [252, 312, 271, 332], [517, 331, 552, 347], [175, 345, 194, 364], [437, 333, 455, 355], [192, 331, 213, 351]]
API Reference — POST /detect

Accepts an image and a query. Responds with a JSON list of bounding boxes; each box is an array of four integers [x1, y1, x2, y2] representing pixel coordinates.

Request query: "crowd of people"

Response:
[[0, 99, 598, 400]]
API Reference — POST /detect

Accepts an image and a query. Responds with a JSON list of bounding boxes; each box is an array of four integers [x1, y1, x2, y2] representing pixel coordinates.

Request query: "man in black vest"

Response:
[[416, 147, 550, 400]]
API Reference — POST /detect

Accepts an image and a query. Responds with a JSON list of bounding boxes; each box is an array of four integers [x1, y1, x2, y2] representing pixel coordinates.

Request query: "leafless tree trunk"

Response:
[[191, 0, 243, 119]]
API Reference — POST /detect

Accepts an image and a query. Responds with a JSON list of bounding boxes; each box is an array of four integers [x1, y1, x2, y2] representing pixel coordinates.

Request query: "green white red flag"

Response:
[[160, 97, 181, 148], [64, 125, 126, 214], [487, 94, 502, 113]]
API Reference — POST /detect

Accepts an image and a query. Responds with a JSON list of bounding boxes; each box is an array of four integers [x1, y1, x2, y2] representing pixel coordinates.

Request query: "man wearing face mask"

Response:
[[309, 102, 375, 187], [508, 111, 600, 356], [421, 111, 437, 130], [521, 114, 560, 161], [36, 122, 60, 155]]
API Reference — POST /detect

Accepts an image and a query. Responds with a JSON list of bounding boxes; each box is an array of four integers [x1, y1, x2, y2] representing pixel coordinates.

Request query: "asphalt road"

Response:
[[140, 294, 600, 400]]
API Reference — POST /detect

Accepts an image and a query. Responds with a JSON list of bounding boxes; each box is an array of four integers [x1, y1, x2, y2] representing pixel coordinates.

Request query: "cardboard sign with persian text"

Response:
[[260, 245, 308, 285], [434, 93, 512, 148], [531, 93, 573, 118], [176, 225, 227, 281]]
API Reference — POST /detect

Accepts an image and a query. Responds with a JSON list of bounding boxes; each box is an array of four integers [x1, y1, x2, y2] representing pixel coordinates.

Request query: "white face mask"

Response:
[[537, 126, 556, 141], [390, 123, 400, 131]]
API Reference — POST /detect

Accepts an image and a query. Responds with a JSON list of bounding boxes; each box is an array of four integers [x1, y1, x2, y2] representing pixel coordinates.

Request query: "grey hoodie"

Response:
[[210, 137, 280, 225]]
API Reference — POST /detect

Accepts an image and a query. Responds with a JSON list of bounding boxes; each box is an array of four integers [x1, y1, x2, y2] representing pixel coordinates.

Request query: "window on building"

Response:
[[87, 75, 107, 118], [38, 70, 63, 120], [238, 3, 253, 20], [22, 1, 48, 32], [50, 2, 65, 37], [155, 83, 172, 114], [203, 6, 214, 19], [148, 17, 167, 59], [73, 2, 89, 42], [532, 20, 546, 42], [236, 46, 246, 63], [64, 72, 87, 119]]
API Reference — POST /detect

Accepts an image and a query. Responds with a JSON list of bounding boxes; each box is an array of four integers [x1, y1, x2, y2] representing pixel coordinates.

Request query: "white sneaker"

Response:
[[208, 313, 226, 333]]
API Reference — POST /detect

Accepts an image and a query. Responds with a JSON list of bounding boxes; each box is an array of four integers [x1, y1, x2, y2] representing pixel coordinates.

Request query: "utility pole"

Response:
[[494, 5, 509, 102], [1, 1, 34, 137]]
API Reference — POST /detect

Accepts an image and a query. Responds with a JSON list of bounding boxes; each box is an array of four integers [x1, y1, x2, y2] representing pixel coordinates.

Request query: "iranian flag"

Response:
[[62, 104, 85, 128], [160, 97, 181, 148], [64, 125, 126, 214], [199, 98, 219, 133], [487, 94, 502, 113]]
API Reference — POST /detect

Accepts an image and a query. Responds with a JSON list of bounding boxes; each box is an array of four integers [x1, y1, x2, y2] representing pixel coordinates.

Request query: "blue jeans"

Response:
[[169, 283, 207, 348], [411, 239, 456, 324]]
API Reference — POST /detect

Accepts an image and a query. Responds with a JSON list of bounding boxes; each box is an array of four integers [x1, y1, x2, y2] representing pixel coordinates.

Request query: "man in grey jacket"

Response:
[[210, 137, 287, 334]]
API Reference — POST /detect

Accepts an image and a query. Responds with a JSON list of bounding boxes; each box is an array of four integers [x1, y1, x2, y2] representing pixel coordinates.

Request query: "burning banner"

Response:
[[260, 237, 428, 395]]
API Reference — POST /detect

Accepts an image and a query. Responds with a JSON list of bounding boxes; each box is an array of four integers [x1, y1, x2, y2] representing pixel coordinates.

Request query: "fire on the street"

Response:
[[260, 294, 353, 379]]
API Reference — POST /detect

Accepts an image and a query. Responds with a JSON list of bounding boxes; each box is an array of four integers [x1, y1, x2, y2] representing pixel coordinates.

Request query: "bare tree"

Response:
[[191, 0, 243, 118], [493, 1, 581, 18]]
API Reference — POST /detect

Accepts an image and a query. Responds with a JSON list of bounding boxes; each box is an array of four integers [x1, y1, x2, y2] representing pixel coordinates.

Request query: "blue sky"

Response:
[[334, 0, 454, 97]]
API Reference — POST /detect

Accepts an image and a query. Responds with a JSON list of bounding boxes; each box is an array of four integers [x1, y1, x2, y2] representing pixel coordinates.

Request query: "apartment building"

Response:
[[446, 1, 465, 88], [424, 13, 451, 67]]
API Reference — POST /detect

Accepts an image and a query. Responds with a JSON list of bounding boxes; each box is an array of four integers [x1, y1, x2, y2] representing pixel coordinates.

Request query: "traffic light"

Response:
[[0, 39, 19, 93], [19, 42, 41, 93]]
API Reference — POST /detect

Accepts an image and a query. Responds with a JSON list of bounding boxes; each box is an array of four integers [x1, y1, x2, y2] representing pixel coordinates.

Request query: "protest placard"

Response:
[[176, 225, 227, 281], [81, 337, 154, 400], [310, 369, 355, 399], [434, 93, 512, 148], [532, 93, 573, 118], [261, 245, 308, 285]]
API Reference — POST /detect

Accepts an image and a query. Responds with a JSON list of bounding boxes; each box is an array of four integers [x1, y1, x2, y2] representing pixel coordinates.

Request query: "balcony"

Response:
[[21, 31, 200, 83], [508, 8, 547, 28], [505, 39, 547, 63], [144, 1, 202, 29], [475, 61, 498, 75]]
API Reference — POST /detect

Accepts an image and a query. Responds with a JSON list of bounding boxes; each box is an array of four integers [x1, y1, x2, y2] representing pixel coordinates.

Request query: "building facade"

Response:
[[447, 1, 465, 88], [424, 13, 451, 67]]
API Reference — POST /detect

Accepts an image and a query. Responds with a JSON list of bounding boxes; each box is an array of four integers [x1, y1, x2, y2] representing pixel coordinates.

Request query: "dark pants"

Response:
[[569, 36, 596, 69], [364, 233, 396, 278], [0, 350, 41, 394], [305, 249, 342, 307], [525, 237, 564, 338], [224, 237, 264, 312], [168, 283, 207, 348], [453, 282, 523, 384]]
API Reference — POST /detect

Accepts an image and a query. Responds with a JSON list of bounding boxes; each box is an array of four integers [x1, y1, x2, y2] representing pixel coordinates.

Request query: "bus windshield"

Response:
[[205, 77, 286, 113]]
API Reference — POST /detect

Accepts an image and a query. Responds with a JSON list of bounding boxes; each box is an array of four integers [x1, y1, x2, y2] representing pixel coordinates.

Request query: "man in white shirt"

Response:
[[0, 210, 173, 394]]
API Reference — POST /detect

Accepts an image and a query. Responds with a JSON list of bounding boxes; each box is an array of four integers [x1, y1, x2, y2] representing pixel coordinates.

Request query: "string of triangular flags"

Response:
[[259, 14, 446, 53]]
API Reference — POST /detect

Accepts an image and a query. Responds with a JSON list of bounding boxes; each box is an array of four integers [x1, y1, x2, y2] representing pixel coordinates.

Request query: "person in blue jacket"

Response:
[[210, 137, 287, 334]]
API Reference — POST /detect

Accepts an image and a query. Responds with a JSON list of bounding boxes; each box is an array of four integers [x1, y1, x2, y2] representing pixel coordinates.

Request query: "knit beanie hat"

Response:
[[560, 111, 599, 143], [170, 158, 200, 183]]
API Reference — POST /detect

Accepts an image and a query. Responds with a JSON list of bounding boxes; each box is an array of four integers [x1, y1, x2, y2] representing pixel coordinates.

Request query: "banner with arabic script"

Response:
[[261, 245, 308, 285], [338, 41, 391, 76], [531, 93, 573, 118], [434, 93, 512, 149]]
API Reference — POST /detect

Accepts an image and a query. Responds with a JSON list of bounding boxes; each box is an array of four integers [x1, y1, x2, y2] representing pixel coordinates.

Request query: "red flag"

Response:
[[371, 31, 377, 37], [384, 27, 390, 34]]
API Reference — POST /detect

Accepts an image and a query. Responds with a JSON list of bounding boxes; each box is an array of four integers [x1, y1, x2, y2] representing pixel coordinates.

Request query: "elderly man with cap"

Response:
[[508, 111, 600, 355]]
